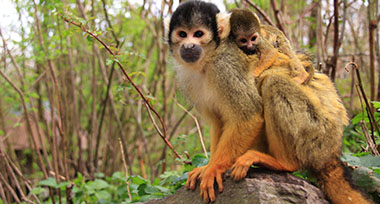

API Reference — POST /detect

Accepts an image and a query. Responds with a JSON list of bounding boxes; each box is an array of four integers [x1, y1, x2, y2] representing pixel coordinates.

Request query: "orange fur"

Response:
[[317, 159, 374, 204]]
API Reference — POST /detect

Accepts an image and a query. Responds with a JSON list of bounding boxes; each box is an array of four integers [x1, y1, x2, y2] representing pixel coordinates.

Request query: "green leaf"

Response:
[[94, 172, 105, 178], [360, 155, 380, 167], [154, 185, 171, 194], [131, 176, 147, 185], [95, 190, 112, 201], [38, 177, 59, 188], [86, 35, 94, 43], [57, 181, 69, 188], [13, 122, 22, 128], [106, 58, 113, 66], [73, 172, 84, 186], [341, 153, 361, 166], [111, 171, 127, 182], [78, 18, 86, 25], [29, 187, 47, 195], [372, 101, 380, 109], [86, 179, 109, 190], [29, 92, 40, 99], [351, 113, 363, 125], [373, 168, 380, 178], [137, 183, 148, 196], [144, 185, 161, 195], [172, 173, 187, 186], [192, 154, 209, 167]]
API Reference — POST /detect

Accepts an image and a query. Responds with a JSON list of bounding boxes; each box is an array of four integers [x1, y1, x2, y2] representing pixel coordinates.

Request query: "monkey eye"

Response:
[[251, 36, 257, 41], [194, 30, 204, 38], [240, 38, 247, 43], [179, 31, 187, 38]]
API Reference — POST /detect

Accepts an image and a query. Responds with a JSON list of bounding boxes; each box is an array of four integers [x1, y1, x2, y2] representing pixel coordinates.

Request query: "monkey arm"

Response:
[[185, 116, 223, 190], [253, 38, 279, 77], [199, 115, 264, 202]]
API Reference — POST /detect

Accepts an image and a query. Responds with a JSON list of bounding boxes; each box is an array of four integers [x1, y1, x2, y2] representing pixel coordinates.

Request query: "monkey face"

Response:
[[167, 1, 220, 68], [170, 27, 213, 64], [236, 32, 259, 55]]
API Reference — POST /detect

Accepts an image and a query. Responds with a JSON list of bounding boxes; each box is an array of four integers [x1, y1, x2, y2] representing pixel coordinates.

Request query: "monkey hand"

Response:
[[185, 165, 208, 190], [199, 164, 226, 202]]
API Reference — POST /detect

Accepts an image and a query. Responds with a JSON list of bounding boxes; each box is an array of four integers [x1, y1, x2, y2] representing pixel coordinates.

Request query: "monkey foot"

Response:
[[199, 165, 225, 202], [185, 165, 207, 190], [231, 154, 254, 180]]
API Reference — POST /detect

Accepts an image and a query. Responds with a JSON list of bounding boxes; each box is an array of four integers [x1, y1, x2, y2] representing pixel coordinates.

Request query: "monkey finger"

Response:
[[186, 172, 199, 190], [200, 185, 211, 203], [200, 177, 216, 202], [216, 173, 224, 193]]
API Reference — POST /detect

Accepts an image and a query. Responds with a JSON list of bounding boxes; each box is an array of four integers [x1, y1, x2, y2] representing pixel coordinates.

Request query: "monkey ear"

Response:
[[216, 13, 231, 40], [253, 13, 261, 25], [164, 17, 171, 43]]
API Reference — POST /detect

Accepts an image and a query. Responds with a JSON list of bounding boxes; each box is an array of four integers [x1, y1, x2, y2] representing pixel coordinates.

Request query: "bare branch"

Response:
[[244, 0, 275, 26]]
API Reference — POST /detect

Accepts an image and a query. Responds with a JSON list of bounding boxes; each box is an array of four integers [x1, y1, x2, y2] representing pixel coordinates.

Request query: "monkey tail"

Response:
[[315, 158, 374, 204]]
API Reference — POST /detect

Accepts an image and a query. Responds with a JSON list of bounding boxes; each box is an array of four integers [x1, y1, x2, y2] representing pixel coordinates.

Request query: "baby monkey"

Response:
[[229, 8, 313, 84]]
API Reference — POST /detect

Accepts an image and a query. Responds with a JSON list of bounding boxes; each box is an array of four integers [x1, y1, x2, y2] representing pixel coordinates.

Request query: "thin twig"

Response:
[[0, 151, 34, 204], [0, 173, 21, 204], [244, 0, 275, 26], [0, 62, 48, 178], [270, 0, 288, 37], [355, 85, 379, 156], [174, 99, 208, 159], [289, 1, 320, 24], [345, 62, 380, 155], [119, 138, 132, 202]]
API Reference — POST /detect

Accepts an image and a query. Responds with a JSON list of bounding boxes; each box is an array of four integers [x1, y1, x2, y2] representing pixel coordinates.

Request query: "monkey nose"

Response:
[[183, 43, 195, 49], [247, 43, 253, 49]]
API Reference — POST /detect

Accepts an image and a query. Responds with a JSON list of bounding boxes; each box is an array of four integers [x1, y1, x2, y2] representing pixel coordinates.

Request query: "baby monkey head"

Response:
[[230, 8, 261, 55], [168, 1, 220, 65]]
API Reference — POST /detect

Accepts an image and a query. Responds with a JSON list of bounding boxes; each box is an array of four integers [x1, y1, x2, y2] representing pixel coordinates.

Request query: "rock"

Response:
[[142, 169, 330, 204]]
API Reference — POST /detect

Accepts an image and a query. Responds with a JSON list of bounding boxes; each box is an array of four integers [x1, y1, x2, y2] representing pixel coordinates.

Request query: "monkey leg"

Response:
[[186, 117, 223, 190], [259, 73, 324, 171], [231, 150, 298, 180], [199, 115, 264, 202]]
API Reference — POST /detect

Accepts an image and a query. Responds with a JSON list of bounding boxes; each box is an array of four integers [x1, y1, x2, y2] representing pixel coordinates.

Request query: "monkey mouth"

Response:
[[181, 54, 201, 63], [242, 46, 258, 55], [180, 50, 202, 63]]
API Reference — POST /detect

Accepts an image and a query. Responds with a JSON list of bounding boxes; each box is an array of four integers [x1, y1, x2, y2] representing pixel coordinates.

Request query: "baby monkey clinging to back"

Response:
[[229, 8, 313, 84]]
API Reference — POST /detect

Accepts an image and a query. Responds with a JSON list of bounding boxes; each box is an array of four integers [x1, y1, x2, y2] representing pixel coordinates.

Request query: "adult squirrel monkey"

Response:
[[226, 8, 313, 84], [167, 1, 373, 203], [168, 1, 264, 202]]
